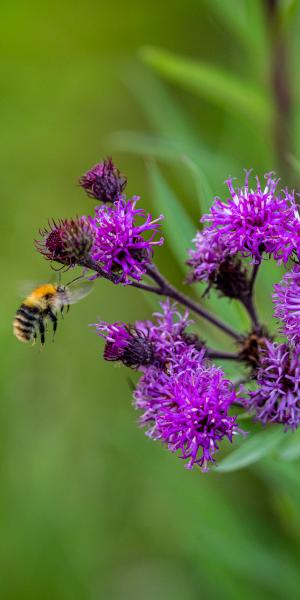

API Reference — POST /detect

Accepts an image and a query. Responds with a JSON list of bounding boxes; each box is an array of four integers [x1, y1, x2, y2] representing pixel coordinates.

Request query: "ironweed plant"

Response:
[[33, 158, 300, 472]]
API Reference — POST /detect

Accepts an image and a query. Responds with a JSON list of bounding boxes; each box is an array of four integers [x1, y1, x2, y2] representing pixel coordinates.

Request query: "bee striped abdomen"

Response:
[[13, 304, 40, 343], [13, 280, 91, 346]]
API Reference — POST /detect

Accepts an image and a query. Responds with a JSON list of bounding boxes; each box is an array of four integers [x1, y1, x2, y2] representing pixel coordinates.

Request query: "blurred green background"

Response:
[[2, 1, 300, 598]]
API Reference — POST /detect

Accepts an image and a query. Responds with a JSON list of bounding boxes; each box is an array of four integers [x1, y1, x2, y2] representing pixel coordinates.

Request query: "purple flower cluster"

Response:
[[187, 229, 230, 283], [187, 228, 249, 300], [34, 160, 300, 473], [96, 301, 193, 368], [96, 301, 243, 470], [90, 196, 164, 284], [201, 170, 297, 264], [244, 341, 300, 430], [36, 160, 164, 283], [134, 347, 241, 471], [135, 300, 193, 361]]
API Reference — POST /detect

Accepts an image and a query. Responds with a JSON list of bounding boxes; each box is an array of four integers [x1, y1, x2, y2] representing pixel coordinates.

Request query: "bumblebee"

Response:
[[13, 280, 91, 345]]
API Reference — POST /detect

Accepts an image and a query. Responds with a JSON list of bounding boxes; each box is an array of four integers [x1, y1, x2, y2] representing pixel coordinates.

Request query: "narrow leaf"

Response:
[[181, 155, 214, 212], [140, 46, 273, 128], [109, 130, 233, 180], [147, 161, 195, 267], [278, 0, 300, 28], [287, 153, 300, 176], [217, 428, 283, 473], [206, 0, 267, 75], [123, 65, 201, 149], [278, 429, 300, 461]]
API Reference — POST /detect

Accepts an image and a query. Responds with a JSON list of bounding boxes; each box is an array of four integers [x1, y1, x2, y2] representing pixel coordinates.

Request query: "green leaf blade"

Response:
[[140, 46, 273, 128], [147, 161, 195, 267], [278, 429, 300, 461], [217, 428, 284, 473]]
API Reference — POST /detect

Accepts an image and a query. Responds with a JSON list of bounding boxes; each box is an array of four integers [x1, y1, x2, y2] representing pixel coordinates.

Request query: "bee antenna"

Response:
[[66, 274, 84, 287], [50, 261, 67, 272]]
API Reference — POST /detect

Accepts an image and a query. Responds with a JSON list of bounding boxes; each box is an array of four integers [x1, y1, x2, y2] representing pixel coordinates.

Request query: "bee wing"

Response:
[[66, 280, 94, 305], [17, 280, 42, 298], [17, 274, 57, 298]]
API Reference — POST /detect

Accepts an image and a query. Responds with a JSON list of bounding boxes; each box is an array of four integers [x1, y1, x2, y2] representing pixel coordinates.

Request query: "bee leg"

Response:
[[48, 310, 58, 339], [60, 305, 64, 319], [38, 317, 45, 346], [66, 304, 70, 313]]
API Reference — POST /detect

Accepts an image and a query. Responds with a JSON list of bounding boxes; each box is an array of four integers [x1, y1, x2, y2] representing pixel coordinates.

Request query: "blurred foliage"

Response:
[[2, 0, 300, 598]]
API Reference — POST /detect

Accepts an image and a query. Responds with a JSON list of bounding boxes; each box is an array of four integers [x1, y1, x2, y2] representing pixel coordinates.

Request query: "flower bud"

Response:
[[79, 158, 127, 203], [95, 323, 155, 369], [36, 217, 95, 266]]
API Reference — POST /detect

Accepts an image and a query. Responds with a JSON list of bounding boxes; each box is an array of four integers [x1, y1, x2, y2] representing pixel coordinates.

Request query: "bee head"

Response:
[[56, 284, 66, 294]]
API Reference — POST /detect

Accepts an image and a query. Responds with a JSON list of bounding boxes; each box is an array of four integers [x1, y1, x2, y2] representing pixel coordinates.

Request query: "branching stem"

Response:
[[80, 258, 242, 341], [207, 350, 240, 361], [249, 261, 261, 295], [241, 295, 260, 330], [144, 265, 242, 340]]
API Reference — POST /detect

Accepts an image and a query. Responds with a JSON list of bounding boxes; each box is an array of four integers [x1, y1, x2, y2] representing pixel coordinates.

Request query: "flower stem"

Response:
[[207, 350, 240, 361], [145, 265, 242, 341], [249, 261, 260, 294], [79, 259, 119, 283], [241, 295, 260, 330], [238, 261, 261, 329], [128, 281, 161, 294], [80, 259, 160, 292], [81, 258, 242, 341]]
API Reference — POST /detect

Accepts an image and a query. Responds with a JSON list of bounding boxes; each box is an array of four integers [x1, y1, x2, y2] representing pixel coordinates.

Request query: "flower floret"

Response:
[[90, 197, 164, 284]]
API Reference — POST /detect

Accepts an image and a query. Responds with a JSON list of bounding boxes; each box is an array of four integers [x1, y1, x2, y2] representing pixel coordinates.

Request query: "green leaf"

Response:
[[217, 428, 284, 473], [287, 153, 300, 176], [147, 161, 195, 267], [181, 155, 214, 213], [206, 0, 248, 37], [117, 66, 238, 186], [207, 0, 267, 73], [122, 65, 201, 150], [140, 46, 273, 128], [278, 0, 300, 29], [109, 130, 233, 182], [278, 429, 300, 461], [110, 131, 192, 161]]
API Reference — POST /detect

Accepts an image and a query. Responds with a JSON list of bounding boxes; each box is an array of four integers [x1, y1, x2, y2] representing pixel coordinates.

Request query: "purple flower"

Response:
[[134, 347, 241, 471], [187, 228, 230, 283], [90, 197, 164, 284], [273, 266, 300, 344], [135, 300, 196, 362], [187, 228, 249, 299], [245, 341, 300, 430], [94, 322, 155, 369], [202, 170, 295, 263], [36, 217, 95, 266], [79, 158, 127, 203], [95, 301, 202, 369]]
